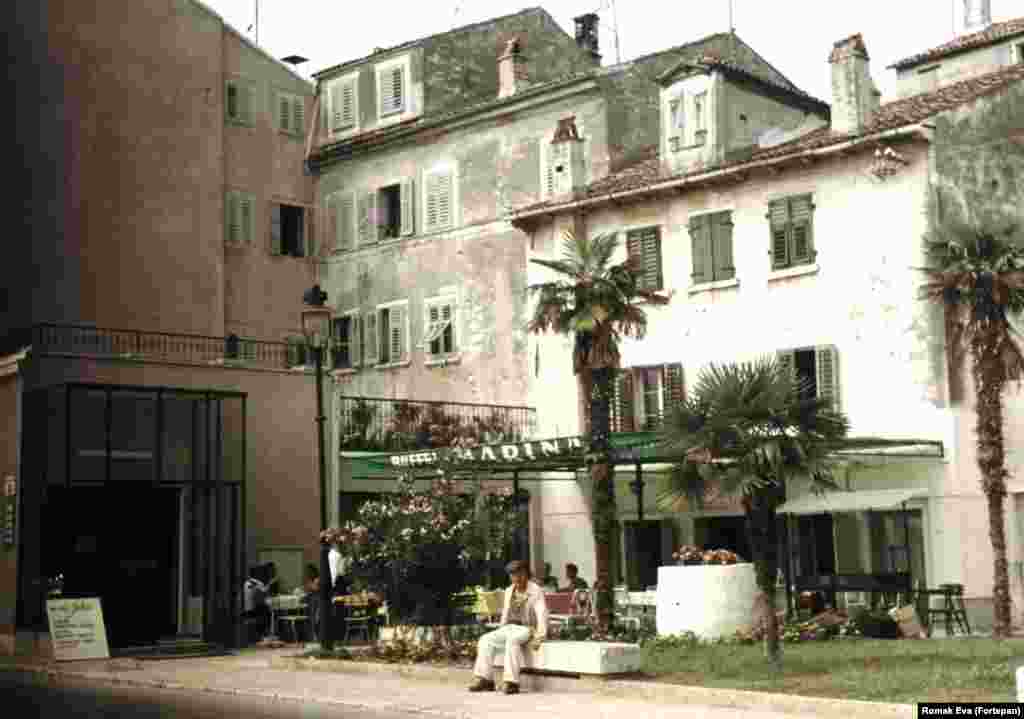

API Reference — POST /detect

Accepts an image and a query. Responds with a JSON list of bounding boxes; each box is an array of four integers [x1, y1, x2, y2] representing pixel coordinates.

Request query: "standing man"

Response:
[[469, 560, 548, 695]]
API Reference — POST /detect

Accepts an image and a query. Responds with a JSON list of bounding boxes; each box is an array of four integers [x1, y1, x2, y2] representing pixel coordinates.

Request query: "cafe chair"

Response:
[[343, 611, 374, 643], [278, 612, 309, 644], [926, 583, 971, 637]]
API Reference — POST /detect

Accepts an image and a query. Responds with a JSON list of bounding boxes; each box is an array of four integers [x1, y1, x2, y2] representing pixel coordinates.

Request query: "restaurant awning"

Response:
[[776, 488, 928, 515]]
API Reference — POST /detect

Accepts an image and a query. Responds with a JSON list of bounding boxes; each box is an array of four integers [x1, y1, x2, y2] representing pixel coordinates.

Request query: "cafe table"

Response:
[[267, 593, 304, 640]]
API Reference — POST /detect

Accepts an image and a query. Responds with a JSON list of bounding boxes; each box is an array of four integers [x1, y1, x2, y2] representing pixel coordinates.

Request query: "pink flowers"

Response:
[[671, 545, 741, 565]]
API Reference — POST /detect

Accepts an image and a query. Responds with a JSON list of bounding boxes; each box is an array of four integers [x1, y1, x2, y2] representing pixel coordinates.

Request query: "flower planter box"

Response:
[[656, 563, 758, 640]]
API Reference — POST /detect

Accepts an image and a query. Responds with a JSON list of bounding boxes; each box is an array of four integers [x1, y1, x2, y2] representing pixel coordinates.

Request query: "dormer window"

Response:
[[667, 99, 683, 152], [693, 92, 707, 145]]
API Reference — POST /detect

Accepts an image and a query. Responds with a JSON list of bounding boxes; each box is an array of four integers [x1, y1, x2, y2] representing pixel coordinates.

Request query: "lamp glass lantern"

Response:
[[300, 305, 332, 350]]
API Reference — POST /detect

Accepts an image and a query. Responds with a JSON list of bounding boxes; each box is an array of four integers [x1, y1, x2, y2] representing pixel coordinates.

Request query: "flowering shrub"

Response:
[[670, 545, 742, 565]]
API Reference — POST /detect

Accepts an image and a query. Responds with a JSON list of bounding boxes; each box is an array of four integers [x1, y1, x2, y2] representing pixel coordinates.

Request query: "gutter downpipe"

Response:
[[511, 123, 935, 223]]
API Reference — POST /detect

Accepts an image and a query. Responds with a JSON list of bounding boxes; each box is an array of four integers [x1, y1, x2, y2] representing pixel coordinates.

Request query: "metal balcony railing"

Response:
[[19, 323, 294, 370], [338, 396, 537, 453]]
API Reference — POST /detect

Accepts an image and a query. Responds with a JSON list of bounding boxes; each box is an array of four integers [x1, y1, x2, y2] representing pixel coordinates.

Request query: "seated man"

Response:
[[540, 563, 558, 591], [558, 563, 588, 593], [469, 560, 548, 695]]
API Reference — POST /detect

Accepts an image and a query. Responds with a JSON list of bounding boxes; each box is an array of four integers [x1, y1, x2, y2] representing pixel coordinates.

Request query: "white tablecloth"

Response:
[[626, 591, 657, 607]]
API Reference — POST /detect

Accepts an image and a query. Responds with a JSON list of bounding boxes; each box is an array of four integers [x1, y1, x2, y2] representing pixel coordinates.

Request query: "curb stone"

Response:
[[269, 655, 916, 719]]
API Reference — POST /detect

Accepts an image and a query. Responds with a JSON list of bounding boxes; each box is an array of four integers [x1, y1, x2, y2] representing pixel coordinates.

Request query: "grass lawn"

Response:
[[642, 637, 1024, 704]]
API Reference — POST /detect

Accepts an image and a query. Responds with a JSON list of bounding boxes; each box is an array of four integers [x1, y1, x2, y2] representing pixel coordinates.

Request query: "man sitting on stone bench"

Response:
[[469, 559, 548, 695]]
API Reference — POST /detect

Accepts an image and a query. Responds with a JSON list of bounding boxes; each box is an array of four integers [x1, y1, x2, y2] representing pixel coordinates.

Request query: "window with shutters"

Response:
[[225, 79, 255, 126], [424, 294, 457, 360], [689, 211, 735, 285], [544, 141, 571, 198], [611, 363, 685, 432], [767, 194, 816, 271], [625, 226, 664, 291], [378, 184, 402, 240], [332, 312, 362, 371], [327, 75, 358, 133], [667, 98, 683, 153], [376, 61, 407, 118], [270, 203, 306, 257], [693, 92, 707, 146], [327, 191, 356, 253], [374, 301, 410, 367], [423, 170, 454, 233], [776, 346, 840, 412], [277, 92, 306, 136], [225, 191, 255, 247]]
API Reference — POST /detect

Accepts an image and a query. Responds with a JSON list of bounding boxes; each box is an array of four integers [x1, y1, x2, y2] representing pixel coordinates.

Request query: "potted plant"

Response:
[[672, 545, 704, 566]]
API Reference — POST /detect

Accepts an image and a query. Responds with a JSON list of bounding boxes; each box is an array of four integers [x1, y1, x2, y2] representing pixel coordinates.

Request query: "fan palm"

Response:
[[528, 229, 669, 629], [657, 357, 850, 666], [919, 216, 1024, 638]]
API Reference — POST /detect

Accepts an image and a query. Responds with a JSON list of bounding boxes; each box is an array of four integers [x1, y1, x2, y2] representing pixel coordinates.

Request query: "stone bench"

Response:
[[491, 640, 641, 678]]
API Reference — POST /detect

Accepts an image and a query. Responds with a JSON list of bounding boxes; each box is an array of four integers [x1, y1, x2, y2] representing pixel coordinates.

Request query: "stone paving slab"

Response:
[[0, 648, 916, 719]]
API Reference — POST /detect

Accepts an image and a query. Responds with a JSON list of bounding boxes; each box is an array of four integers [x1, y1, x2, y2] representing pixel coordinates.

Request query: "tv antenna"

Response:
[[247, 0, 259, 45]]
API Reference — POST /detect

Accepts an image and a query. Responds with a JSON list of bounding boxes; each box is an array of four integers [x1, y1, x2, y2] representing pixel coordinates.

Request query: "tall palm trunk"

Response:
[[589, 366, 616, 632], [744, 482, 784, 667], [971, 327, 1013, 637]]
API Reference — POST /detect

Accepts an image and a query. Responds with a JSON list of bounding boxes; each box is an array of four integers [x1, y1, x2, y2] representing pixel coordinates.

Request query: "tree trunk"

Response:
[[744, 483, 785, 668], [589, 366, 616, 633], [970, 329, 1013, 638]]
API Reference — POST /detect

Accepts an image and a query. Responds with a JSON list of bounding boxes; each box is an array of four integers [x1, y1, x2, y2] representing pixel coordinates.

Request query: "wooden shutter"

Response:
[[442, 303, 454, 354], [427, 304, 441, 356], [768, 200, 790, 270], [269, 204, 282, 255], [612, 369, 636, 433], [815, 345, 840, 412], [279, 94, 291, 132], [713, 212, 735, 281], [628, 227, 662, 290], [239, 196, 253, 244], [389, 306, 406, 361], [379, 67, 403, 116], [546, 142, 569, 197], [241, 84, 254, 125], [790, 195, 814, 263], [292, 97, 305, 135], [391, 67, 404, 113], [363, 312, 378, 366], [330, 80, 356, 131], [689, 216, 712, 284], [325, 194, 338, 253], [337, 193, 354, 251], [226, 82, 239, 122], [358, 191, 378, 245], [225, 193, 238, 245], [400, 178, 414, 236], [425, 173, 452, 231], [626, 230, 642, 281], [661, 363, 684, 416], [351, 315, 363, 368], [776, 350, 796, 392]]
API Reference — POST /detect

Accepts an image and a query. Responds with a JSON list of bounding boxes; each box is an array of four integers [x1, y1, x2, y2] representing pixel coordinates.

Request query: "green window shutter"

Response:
[[279, 94, 291, 132], [626, 229, 643, 285], [815, 345, 840, 412], [292, 97, 305, 135], [641, 227, 663, 290], [363, 312, 378, 366], [689, 216, 712, 285], [269, 204, 282, 256], [351, 315, 362, 368], [713, 212, 735, 281], [391, 67, 404, 113], [379, 68, 404, 116], [239, 195, 253, 245], [240, 84, 254, 125], [400, 178, 414, 236], [226, 82, 238, 122], [427, 305, 441, 356], [325, 194, 338, 253], [389, 306, 406, 361], [442, 303, 455, 354], [768, 200, 790, 270], [337, 193, 354, 251], [425, 173, 452, 231], [341, 81, 356, 128], [790, 195, 815, 264], [329, 84, 342, 130], [225, 192, 239, 245], [613, 369, 636, 433], [776, 350, 796, 393], [662, 363, 685, 413]]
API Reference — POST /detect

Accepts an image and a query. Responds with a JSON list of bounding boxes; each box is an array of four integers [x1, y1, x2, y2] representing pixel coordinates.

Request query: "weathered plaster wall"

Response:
[[895, 39, 1024, 98], [222, 31, 316, 341], [721, 82, 819, 156]]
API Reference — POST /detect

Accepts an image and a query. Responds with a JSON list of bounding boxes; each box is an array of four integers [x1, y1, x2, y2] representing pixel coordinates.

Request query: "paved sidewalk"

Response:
[[0, 648, 914, 719]]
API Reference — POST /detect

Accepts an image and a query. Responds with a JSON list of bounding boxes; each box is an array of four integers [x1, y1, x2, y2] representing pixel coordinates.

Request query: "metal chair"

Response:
[[277, 612, 309, 643], [612, 587, 640, 631], [927, 584, 971, 637]]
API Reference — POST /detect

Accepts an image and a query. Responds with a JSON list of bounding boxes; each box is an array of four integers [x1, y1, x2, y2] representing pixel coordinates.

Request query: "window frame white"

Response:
[[373, 54, 412, 125], [326, 71, 359, 137], [423, 289, 459, 364], [374, 299, 411, 369], [331, 309, 362, 372]]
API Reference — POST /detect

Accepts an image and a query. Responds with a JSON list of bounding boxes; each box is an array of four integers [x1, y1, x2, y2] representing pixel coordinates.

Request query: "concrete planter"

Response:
[[656, 563, 758, 640], [378, 625, 458, 645]]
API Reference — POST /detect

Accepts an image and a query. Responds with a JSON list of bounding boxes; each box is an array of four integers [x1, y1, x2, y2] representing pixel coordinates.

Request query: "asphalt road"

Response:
[[1, 672, 421, 719]]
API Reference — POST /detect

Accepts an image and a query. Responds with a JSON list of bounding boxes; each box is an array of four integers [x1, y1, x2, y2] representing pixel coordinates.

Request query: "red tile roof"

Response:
[[511, 63, 1024, 217], [889, 16, 1024, 69]]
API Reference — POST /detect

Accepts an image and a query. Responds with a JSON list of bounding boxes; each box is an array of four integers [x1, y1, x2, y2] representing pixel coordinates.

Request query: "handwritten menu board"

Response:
[[46, 598, 111, 661]]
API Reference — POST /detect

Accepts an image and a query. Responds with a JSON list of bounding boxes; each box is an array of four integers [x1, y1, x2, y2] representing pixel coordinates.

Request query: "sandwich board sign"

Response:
[[46, 597, 111, 661]]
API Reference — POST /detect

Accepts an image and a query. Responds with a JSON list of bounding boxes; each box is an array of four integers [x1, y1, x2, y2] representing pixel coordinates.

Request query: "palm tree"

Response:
[[657, 357, 850, 666], [919, 216, 1024, 639], [528, 229, 669, 630]]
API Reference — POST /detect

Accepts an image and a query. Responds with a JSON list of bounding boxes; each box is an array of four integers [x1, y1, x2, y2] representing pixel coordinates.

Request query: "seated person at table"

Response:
[[469, 560, 547, 696], [540, 563, 558, 591], [558, 563, 588, 593], [242, 567, 270, 639], [303, 563, 320, 637]]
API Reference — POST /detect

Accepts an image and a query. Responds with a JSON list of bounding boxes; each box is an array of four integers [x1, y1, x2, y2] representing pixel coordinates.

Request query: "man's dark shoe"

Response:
[[468, 678, 495, 692], [503, 682, 520, 695]]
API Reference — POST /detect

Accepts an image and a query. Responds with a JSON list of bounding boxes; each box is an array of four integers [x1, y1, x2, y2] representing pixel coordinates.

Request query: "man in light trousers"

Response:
[[469, 560, 548, 695]]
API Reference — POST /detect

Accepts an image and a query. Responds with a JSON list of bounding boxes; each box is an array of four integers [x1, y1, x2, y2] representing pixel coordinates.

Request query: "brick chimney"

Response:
[[963, 0, 992, 32], [828, 33, 881, 135], [574, 13, 600, 63], [498, 38, 528, 98]]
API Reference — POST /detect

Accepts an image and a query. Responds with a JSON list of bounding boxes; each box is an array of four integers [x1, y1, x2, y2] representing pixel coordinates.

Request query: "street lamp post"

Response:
[[302, 284, 333, 651]]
